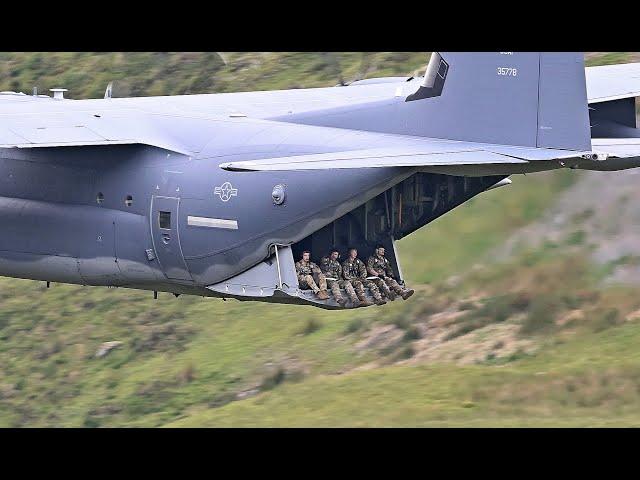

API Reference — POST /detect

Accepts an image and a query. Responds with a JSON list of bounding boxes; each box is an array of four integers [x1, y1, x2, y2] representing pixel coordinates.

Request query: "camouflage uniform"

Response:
[[366, 254, 407, 299], [295, 259, 327, 294], [341, 257, 383, 303], [320, 256, 351, 305]]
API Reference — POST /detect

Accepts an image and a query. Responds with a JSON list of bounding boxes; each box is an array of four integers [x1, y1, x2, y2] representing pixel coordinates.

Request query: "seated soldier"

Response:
[[341, 247, 385, 306], [320, 248, 348, 307], [295, 250, 329, 300], [366, 245, 415, 301]]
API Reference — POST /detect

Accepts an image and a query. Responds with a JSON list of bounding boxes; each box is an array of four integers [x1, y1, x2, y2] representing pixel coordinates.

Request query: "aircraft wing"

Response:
[[586, 62, 640, 103], [0, 109, 196, 155], [219, 142, 584, 172]]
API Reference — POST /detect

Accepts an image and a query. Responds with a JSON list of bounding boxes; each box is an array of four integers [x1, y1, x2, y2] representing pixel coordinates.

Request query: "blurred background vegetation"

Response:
[[1, 52, 640, 427], [0, 52, 431, 98]]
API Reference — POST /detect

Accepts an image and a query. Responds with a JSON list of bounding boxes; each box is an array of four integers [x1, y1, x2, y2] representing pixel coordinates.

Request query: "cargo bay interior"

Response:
[[291, 172, 507, 284]]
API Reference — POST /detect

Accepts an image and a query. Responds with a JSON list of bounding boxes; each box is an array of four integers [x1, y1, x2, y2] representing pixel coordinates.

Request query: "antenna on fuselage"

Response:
[[50, 88, 67, 100]]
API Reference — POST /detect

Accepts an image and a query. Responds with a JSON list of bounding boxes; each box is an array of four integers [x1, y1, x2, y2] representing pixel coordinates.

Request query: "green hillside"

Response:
[[0, 52, 429, 99], [0, 52, 639, 427]]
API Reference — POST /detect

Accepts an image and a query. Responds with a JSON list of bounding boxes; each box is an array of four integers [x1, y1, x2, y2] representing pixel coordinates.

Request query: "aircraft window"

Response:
[[159, 211, 171, 230], [125, 195, 133, 207], [96, 192, 104, 205]]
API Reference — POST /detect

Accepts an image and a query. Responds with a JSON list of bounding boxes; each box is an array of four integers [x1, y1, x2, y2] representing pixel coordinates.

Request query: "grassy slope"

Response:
[[0, 52, 636, 427], [168, 321, 640, 427], [166, 253, 640, 427]]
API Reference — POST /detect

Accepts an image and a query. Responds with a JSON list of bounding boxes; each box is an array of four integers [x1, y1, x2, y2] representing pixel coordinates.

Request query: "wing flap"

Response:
[[0, 109, 193, 154], [0, 121, 190, 154], [8, 125, 107, 144]]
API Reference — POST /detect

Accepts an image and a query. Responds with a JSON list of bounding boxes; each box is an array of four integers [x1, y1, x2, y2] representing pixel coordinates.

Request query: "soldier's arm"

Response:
[[366, 258, 378, 276], [319, 259, 329, 274], [359, 261, 369, 278], [384, 260, 394, 278], [331, 262, 342, 280], [312, 263, 322, 275]]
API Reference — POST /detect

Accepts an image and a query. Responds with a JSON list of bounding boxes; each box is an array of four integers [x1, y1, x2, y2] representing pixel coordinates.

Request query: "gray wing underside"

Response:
[[593, 138, 640, 156], [586, 62, 640, 103]]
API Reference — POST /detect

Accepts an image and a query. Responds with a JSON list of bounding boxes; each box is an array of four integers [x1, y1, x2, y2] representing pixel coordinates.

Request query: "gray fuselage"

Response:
[[0, 133, 409, 297]]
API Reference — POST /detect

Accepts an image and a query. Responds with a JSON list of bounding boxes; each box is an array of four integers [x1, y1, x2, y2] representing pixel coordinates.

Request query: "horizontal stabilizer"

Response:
[[220, 149, 525, 171], [219, 142, 585, 172], [586, 62, 640, 103], [592, 138, 640, 157]]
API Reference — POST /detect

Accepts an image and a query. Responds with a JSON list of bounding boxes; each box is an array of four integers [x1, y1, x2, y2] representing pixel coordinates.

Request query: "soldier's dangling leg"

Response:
[[364, 280, 387, 305], [311, 272, 329, 300], [351, 279, 365, 299], [372, 277, 395, 300], [350, 280, 371, 307], [384, 277, 404, 296], [342, 281, 358, 302], [313, 272, 328, 292], [384, 277, 415, 300], [299, 274, 320, 294], [327, 279, 346, 306], [342, 280, 361, 307]]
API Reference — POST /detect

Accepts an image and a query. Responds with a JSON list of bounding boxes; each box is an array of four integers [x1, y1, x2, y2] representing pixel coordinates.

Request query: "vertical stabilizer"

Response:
[[536, 53, 591, 150], [404, 52, 591, 151]]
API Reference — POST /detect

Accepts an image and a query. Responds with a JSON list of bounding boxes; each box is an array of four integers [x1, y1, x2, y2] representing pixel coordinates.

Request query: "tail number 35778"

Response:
[[497, 67, 518, 77]]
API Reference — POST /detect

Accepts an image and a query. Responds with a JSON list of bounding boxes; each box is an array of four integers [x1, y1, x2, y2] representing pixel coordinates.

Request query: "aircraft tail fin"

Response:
[[404, 52, 591, 151]]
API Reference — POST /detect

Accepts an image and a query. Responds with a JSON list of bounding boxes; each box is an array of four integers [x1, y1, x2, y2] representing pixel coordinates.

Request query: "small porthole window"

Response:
[[96, 192, 104, 205], [159, 211, 171, 229], [125, 195, 133, 207]]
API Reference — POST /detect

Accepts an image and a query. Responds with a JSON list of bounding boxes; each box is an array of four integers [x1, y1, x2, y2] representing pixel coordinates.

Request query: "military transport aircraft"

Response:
[[0, 52, 639, 309]]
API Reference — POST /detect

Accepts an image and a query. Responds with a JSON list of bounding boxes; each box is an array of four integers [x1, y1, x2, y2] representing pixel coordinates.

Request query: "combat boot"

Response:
[[380, 284, 396, 301], [371, 293, 386, 306], [317, 290, 329, 300], [401, 289, 415, 300], [357, 295, 373, 307], [336, 296, 347, 307], [349, 295, 361, 308]]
